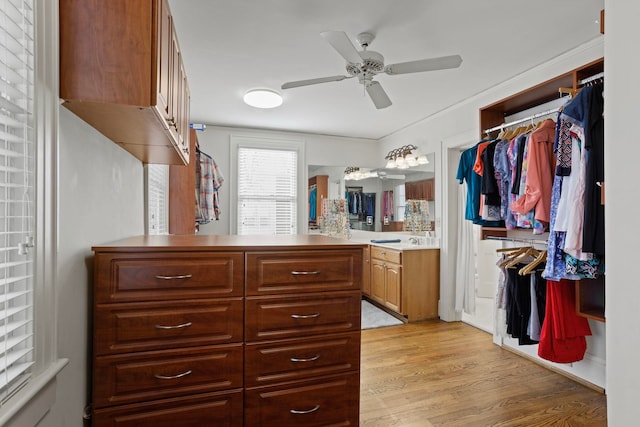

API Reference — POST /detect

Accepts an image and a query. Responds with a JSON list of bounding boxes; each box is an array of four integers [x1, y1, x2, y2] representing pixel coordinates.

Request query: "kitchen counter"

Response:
[[342, 230, 440, 251]]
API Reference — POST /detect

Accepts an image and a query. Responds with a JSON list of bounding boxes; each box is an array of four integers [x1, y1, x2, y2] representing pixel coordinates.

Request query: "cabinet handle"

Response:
[[153, 370, 192, 380], [290, 354, 320, 363], [154, 321, 192, 330], [291, 313, 320, 319], [290, 270, 320, 275], [290, 405, 320, 415], [155, 274, 193, 280]]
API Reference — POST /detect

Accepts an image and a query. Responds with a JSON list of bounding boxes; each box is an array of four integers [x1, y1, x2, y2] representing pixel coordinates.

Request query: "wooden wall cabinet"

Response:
[[60, 0, 190, 165], [405, 178, 435, 201], [369, 246, 440, 321]]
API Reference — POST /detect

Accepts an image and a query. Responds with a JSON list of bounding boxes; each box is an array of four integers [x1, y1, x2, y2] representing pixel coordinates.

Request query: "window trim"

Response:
[[0, 0, 68, 424], [229, 135, 306, 234]]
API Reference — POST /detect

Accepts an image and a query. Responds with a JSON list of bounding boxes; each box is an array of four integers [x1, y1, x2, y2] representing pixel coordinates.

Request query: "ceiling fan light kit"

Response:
[[243, 89, 283, 108], [281, 30, 462, 109]]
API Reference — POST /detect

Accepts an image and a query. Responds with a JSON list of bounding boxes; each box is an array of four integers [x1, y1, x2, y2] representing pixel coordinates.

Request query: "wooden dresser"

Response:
[[91, 234, 364, 426]]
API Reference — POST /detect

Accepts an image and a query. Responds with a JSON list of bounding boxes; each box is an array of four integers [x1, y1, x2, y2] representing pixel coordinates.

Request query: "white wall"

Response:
[[36, 109, 145, 426], [195, 125, 378, 235], [604, 1, 640, 423]]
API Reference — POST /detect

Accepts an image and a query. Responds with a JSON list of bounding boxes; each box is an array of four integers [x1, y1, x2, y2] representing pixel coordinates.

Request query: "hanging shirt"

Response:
[[457, 141, 502, 226], [510, 119, 557, 226], [582, 83, 605, 256], [195, 150, 224, 224]]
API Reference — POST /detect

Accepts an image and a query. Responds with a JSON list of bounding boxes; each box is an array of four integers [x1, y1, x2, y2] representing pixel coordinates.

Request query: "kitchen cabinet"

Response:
[[369, 246, 440, 321], [404, 178, 435, 201], [60, 0, 190, 165], [91, 234, 364, 426]]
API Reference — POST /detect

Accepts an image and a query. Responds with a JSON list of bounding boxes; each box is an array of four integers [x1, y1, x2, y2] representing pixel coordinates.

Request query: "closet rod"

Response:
[[579, 71, 604, 86], [486, 235, 548, 246], [483, 107, 560, 135]]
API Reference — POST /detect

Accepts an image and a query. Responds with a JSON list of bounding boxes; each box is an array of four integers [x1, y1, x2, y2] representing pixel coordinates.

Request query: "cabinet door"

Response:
[[384, 263, 402, 313], [156, 0, 172, 120], [362, 246, 371, 296], [370, 260, 386, 305]]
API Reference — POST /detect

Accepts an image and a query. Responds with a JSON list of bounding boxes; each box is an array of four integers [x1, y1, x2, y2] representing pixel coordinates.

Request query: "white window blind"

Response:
[[0, 0, 35, 405], [237, 147, 297, 235], [145, 164, 168, 235]]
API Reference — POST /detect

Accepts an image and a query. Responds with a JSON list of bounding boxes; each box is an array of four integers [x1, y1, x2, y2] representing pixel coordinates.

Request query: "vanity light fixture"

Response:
[[344, 167, 378, 181], [384, 144, 429, 169], [243, 89, 283, 108]]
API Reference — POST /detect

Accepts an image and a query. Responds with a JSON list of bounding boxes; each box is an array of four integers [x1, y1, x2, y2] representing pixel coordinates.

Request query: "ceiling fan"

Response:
[[281, 31, 463, 109]]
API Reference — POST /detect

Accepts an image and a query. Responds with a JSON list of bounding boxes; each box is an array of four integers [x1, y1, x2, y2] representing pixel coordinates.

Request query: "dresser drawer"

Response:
[[94, 252, 244, 303], [245, 332, 360, 388], [94, 298, 243, 356], [244, 372, 360, 427], [245, 291, 361, 341], [92, 389, 243, 427], [246, 249, 362, 295], [370, 246, 402, 264], [93, 344, 243, 408]]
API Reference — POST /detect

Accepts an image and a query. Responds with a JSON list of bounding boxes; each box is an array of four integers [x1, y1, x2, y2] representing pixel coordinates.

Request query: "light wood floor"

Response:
[[360, 321, 607, 427]]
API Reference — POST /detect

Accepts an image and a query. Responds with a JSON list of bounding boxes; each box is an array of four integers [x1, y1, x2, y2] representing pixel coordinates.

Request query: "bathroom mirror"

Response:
[[308, 153, 435, 233]]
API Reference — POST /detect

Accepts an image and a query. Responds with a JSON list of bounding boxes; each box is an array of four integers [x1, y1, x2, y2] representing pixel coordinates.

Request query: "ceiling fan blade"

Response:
[[282, 75, 350, 90], [320, 31, 362, 64], [385, 54, 463, 75], [366, 81, 392, 109]]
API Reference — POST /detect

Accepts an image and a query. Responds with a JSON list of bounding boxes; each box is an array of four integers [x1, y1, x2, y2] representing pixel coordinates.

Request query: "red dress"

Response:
[[538, 279, 592, 363]]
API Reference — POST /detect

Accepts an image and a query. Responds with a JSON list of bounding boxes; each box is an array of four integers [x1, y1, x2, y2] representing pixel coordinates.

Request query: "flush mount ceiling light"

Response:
[[385, 144, 429, 169], [243, 89, 283, 108]]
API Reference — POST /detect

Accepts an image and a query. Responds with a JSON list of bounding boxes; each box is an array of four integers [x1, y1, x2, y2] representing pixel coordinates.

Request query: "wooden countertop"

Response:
[[92, 234, 367, 252]]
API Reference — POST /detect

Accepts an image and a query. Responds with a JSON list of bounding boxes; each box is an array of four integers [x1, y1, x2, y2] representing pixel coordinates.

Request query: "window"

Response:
[[237, 147, 297, 235], [0, 0, 35, 404], [145, 164, 169, 235], [231, 136, 304, 235]]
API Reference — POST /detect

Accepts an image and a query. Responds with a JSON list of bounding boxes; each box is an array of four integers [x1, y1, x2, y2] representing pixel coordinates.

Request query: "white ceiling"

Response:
[[169, 0, 604, 141]]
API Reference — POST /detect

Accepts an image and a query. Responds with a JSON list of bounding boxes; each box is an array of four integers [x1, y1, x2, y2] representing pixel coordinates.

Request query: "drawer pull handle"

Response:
[[290, 405, 320, 415], [290, 270, 320, 276], [153, 370, 192, 380], [291, 313, 320, 319], [155, 322, 192, 330], [290, 354, 320, 363], [155, 274, 193, 280]]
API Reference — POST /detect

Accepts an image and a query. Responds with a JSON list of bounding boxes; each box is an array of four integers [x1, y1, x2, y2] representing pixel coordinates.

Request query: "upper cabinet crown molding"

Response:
[[59, 0, 190, 165]]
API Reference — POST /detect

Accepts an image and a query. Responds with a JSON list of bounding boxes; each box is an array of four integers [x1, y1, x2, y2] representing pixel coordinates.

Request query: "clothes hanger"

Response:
[[496, 246, 530, 253], [497, 246, 531, 268], [504, 247, 540, 269], [518, 250, 547, 275]]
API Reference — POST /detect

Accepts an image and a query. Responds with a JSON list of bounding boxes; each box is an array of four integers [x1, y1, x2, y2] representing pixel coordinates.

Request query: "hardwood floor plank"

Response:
[[360, 321, 607, 426]]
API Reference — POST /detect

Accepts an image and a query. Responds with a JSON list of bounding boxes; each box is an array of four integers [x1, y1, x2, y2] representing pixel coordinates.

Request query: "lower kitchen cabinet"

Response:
[[369, 245, 440, 321]]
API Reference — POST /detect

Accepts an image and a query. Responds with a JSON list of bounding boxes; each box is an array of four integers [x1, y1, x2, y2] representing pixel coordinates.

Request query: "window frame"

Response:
[[229, 135, 306, 235], [0, 0, 68, 424]]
